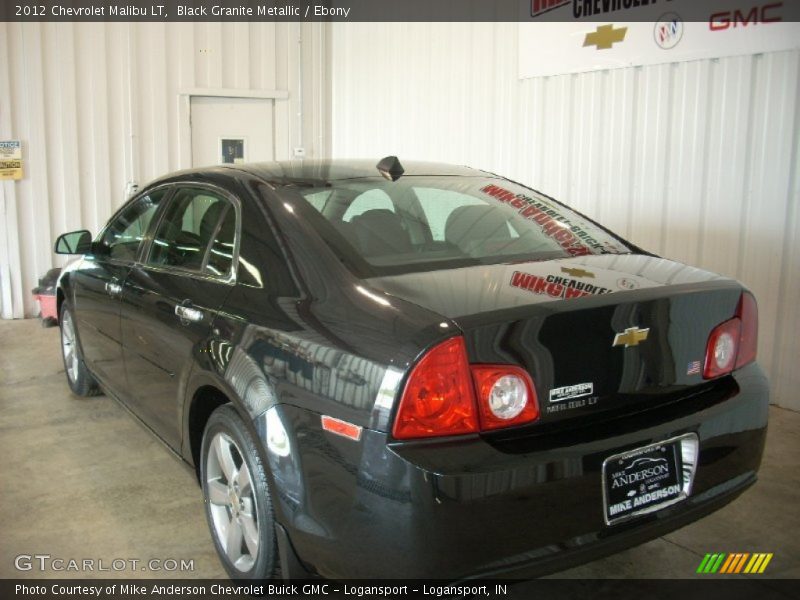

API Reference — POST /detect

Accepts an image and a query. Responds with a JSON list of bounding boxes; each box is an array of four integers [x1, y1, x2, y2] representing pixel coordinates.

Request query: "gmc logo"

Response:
[[710, 2, 783, 30]]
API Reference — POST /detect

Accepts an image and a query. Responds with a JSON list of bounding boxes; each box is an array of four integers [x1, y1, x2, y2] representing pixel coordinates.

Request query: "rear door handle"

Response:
[[175, 304, 204, 324], [105, 281, 122, 297]]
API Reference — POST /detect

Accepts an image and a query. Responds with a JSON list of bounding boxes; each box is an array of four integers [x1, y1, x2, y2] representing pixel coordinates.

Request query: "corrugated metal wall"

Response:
[[0, 21, 331, 320], [330, 23, 800, 410]]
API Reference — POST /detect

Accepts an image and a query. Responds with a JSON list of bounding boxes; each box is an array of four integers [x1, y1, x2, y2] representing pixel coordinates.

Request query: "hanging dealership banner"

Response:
[[519, 2, 800, 79], [0, 141, 23, 181]]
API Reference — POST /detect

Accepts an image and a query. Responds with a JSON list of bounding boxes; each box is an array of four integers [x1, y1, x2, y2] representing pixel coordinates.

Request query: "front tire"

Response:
[[201, 405, 277, 579], [59, 302, 100, 397]]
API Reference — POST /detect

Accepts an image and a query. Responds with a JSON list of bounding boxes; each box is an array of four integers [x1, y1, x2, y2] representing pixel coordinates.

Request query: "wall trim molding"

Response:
[[178, 88, 289, 100]]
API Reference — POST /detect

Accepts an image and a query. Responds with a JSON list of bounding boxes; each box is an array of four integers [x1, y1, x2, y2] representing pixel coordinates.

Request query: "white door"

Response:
[[190, 96, 274, 167]]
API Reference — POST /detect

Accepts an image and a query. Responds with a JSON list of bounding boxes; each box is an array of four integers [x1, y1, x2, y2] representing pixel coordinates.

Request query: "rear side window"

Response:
[[147, 188, 236, 277], [100, 190, 167, 261]]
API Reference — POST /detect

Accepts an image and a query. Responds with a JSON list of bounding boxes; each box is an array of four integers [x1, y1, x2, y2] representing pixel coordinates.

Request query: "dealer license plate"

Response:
[[602, 434, 698, 525]]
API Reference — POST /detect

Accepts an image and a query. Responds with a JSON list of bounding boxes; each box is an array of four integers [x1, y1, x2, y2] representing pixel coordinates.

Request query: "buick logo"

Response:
[[655, 13, 684, 50]]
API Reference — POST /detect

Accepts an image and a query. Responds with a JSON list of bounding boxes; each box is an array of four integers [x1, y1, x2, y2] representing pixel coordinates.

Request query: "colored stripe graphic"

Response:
[[729, 553, 742, 573], [735, 553, 750, 573], [697, 553, 728, 573], [758, 553, 774, 573], [722, 553, 741, 573], [700, 552, 774, 574], [719, 554, 736, 574], [702, 553, 720, 573], [697, 554, 713, 573], [744, 554, 760, 573], [727, 553, 748, 573], [710, 553, 726, 573]]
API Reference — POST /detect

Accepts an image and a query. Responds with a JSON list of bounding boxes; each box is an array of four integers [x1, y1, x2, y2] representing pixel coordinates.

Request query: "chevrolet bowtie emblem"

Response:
[[561, 267, 595, 278], [613, 327, 650, 348], [584, 24, 628, 50]]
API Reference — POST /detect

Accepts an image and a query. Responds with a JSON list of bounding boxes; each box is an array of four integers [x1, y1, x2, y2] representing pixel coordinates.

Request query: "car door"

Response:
[[120, 185, 238, 449], [71, 189, 169, 391]]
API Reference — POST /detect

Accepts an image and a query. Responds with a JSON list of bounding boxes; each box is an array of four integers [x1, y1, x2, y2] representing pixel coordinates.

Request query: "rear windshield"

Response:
[[290, 176, 632, 277]]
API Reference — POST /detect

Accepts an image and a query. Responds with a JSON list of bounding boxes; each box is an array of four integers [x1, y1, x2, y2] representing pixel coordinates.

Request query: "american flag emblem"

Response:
[[687, 360, 702, 375]]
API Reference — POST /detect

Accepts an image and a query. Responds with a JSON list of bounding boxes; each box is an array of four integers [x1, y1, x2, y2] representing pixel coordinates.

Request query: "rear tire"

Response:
[[59, 302, 100, 397], [201, 405, 277, 579]]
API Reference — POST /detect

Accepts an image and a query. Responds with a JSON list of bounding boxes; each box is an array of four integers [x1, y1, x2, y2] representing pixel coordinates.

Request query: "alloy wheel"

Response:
[[61, 310, 79, 384], [205, 432, 260, 572]]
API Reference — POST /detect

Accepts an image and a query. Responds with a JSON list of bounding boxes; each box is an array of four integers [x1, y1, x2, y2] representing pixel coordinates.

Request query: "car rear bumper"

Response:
[[468, 471, 755, 580], [265, 363, 769, 580]]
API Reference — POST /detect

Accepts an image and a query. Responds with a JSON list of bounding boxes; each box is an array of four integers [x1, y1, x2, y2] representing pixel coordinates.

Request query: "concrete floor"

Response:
[[0, 318, 798, 580]]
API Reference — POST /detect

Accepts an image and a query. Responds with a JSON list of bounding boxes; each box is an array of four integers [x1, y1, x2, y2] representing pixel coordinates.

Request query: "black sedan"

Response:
[[54, 158, 768, 580]]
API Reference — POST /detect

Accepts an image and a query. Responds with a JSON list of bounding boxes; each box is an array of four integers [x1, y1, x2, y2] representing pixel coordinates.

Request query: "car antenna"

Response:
[[376, 156, 404, 181]]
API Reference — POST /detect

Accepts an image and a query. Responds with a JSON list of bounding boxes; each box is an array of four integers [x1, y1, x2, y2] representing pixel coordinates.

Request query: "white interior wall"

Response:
[[0, 21, 331, 320], [330, 23, 800, 411]]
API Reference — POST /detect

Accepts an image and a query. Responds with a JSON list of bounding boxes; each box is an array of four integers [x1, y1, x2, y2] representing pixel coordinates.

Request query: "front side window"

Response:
[[290, 176, 632, 277], [100, 190, 167, 261], [147, 188, 236, 276]]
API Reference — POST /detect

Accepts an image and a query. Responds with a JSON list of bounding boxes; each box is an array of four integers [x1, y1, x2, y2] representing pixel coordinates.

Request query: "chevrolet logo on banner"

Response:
[[561, 267, 595, 279], [583, 24, 628, 50]]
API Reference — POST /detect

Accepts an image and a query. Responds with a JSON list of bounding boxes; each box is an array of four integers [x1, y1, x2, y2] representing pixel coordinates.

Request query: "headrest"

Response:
[[445, 205, 513, 246], [351, 209, 412, 257], [199, 201, 226, 240]]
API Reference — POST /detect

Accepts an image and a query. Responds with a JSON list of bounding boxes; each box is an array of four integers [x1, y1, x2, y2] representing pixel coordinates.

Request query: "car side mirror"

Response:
[[54, 230, 93, 255]]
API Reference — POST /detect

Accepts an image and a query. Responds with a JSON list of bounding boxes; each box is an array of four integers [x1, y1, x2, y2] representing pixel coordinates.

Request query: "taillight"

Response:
[[392, 337, 479, 439], [392, 336, 540, 440], [703, 319, 740, 379], [471, 366, 539, 430], [703, 291, 758, 379], [735, 292, 758, 369]]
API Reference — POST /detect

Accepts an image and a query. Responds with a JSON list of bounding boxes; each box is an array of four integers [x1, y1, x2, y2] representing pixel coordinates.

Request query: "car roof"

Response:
[[148, 159, 488, 188]]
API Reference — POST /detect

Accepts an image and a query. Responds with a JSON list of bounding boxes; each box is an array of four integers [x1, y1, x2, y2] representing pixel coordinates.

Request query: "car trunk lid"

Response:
[[368, 254, 743, 425]]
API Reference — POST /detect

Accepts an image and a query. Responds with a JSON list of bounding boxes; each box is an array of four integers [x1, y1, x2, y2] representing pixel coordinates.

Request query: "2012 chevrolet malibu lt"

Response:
[[54, 158, 768, 580]]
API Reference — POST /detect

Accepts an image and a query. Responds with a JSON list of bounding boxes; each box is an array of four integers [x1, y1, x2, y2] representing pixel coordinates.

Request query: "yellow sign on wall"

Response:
[[0, 141, 23, 180]]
